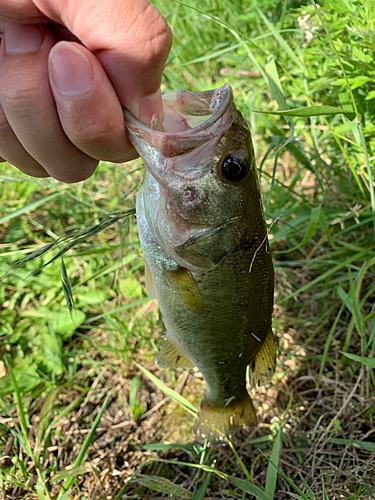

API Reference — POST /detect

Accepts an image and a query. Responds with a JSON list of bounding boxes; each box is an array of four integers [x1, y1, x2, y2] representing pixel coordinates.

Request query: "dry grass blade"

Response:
[[60, 256, 75, 316], [0, 207, 136, 282], [134, 475, 193, 498]]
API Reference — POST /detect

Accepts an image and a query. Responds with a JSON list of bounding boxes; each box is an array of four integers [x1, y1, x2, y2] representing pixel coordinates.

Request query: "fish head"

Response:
[[125, 85, 262, 271]]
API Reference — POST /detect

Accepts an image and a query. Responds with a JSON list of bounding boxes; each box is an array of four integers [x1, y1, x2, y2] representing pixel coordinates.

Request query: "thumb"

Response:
[[34, 0, 172, 122]]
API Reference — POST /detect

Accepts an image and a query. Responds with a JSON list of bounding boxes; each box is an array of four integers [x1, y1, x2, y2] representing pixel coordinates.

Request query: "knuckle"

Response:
[[144, 24, 172, 64], [68, 120, 112, 147], [131, 4, 172, 63], [143, 7, 172, 57], [0, 72, 44, 109], [0, 106, 10, 135]]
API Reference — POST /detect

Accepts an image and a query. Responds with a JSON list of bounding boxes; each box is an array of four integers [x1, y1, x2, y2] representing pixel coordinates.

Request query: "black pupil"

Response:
[[221, 156, 247, 182]]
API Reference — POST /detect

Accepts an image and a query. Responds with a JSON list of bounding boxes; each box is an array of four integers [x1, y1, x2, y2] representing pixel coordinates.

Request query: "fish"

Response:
[[124, 85, 275, 444]]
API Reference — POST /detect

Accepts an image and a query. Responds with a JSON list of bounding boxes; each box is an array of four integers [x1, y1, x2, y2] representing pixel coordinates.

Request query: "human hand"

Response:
[[0, 0, 172, 182]]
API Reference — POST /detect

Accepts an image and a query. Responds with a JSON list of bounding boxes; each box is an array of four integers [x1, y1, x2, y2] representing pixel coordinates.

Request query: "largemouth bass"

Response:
[[124, 85, 275, 444]]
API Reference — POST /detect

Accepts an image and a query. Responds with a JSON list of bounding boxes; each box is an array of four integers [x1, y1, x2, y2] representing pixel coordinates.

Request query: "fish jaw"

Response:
[[126, 85, 262, 272]]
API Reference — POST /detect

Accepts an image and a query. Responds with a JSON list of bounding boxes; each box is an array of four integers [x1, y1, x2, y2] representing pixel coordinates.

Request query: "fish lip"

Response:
[[124, 85, 235, 184], [123, 84, 233, 141]]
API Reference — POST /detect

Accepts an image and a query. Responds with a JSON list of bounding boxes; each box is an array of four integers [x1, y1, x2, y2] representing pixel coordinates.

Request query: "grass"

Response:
[[1, 0, 375, 498]]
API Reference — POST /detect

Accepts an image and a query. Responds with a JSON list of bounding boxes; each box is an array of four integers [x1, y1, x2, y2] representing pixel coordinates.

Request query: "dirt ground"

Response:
[[2, 292, 374, 500]]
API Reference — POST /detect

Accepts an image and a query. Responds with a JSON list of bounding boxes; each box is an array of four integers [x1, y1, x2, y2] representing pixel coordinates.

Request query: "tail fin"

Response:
[[194, 393, 257, 445]]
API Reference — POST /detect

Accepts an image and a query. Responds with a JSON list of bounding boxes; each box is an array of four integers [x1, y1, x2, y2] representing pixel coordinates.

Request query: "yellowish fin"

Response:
[[249, 330, 276, 387], [163, 267, 203, 313], [156, 338, 195, 369], [194, 394, 257, 445], [144, 261, 156, 299]]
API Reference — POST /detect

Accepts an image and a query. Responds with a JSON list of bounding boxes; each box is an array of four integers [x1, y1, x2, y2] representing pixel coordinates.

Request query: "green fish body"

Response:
[[124, 85, 275, 444]]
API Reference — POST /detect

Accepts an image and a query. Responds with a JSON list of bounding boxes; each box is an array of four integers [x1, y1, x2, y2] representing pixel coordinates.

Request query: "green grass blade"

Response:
[[192, 471, 212, 500], [5, 360, 29, 447], [280, 207, 320, 254], [35, 388, 59, 462], [0, 192, 61, 225], [251, 105, 355, 120], [328, 438, 375, 451], [311, 0, 359, 120], [265, 56, 290, 113], [83, 297, 150, 324], [259, 452, 310, 500], [140, 443, 196, 451], [359, 122, 375, 244], [319, 302, 345, 375], [281, 249, 373, 302], [322, 479, 328, 500], [56, 394, 109, 500], [41, 396, 84, 461], [135, 362, 197, 416], [348, 269, 365, 340], [179, 41, 246, 66], [255, 5, 301, 68], [51, 465, 94, 482], [301, 479, 316, 500], [224, 438, 252, 482], [128, 456, 271, 500], [265, 429, 281, 499], [36, 471, 49, 500], [341, 352, 375, 368], [224, 476, 270, 500]]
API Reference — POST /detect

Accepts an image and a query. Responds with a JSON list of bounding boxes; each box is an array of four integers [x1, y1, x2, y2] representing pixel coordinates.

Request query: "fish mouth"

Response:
[[123, 85, 236, 174]]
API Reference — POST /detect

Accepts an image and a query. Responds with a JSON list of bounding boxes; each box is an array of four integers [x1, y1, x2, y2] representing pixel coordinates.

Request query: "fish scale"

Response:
[[124, 85, 276, 444]]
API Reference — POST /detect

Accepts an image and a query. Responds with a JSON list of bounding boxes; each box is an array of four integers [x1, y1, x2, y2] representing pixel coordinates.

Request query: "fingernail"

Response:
[[5, 24, 44, 55], [49, 42, 93, 97], [139, 89, 164, 125]]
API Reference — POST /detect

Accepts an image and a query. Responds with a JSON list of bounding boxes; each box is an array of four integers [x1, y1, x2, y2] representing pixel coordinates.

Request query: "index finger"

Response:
[[0, 1, 48, 23], [34, 0, 172, 119]]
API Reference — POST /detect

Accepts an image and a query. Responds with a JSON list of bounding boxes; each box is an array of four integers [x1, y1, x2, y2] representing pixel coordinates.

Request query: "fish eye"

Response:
[[221, 156, 247, 183]]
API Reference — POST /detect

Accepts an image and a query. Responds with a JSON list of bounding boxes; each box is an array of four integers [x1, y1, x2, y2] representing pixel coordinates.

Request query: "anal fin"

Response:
[[156, 339, 195, 369], [194, 393, 257, 445], [249, 329, 276, 387]]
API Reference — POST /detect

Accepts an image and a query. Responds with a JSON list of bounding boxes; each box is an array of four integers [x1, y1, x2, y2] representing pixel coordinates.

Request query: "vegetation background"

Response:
[[1, 0, 375, 498]]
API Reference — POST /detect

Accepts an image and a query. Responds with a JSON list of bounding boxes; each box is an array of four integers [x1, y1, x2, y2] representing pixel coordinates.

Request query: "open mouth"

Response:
[[123, 85, 235, 162]]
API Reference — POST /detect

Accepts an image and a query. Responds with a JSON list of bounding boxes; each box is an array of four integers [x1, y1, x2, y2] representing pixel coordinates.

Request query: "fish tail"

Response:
[[194, 393, 257, 445]]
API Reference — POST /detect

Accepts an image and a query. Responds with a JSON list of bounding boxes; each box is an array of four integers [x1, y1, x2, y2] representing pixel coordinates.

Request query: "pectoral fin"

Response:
[[156, 339, 195, 369], [144, 261, 156, 299], [249, 330, 276, 387], [163, 266, 203, 313]]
